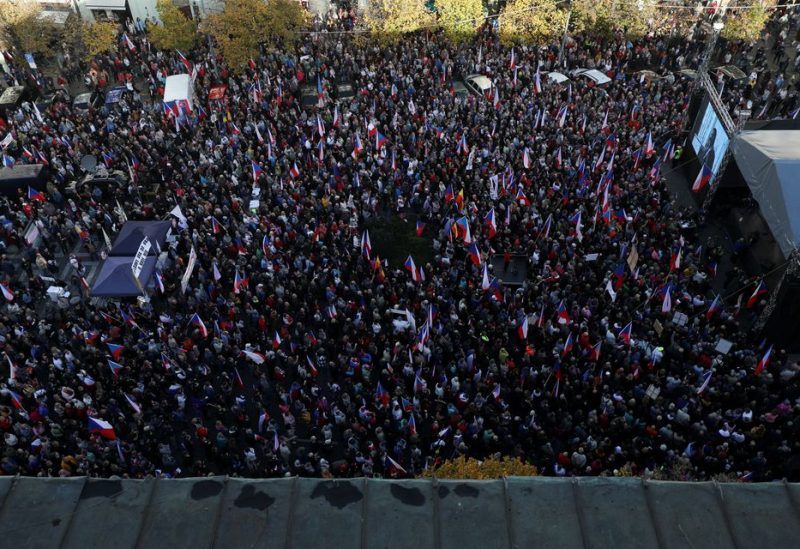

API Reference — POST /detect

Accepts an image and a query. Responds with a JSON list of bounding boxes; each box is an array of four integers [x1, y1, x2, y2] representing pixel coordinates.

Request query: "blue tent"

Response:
[[91, 256, 156, 297], [109, 221, 171, 257]]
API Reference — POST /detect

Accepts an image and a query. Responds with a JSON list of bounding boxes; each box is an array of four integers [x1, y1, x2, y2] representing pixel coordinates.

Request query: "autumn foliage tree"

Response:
[[435, 0, 485, 42], [83, 21, 119, 60], [365, 0, 435, 42], [203, 0, 307, 72], [148, 0, 198, 53], [421, 455, 538, 479], [571, 0, 653, 39], [0, 0, 58, 57], [722, 0, 772, 42], [499, 0, 568, 45]]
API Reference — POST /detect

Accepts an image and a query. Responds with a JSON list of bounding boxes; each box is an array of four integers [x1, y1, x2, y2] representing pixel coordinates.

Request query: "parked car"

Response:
[[570, 68, 612, 87], [463, 74, 493, 96], [73, 91, 102, 113], [546, 72, 570, 85]]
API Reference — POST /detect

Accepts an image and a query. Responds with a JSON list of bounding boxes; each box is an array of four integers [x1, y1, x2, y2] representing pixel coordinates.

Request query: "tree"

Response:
[[721, 1, 771, 42], [148, 0, 198, 53], [0, 0, 58, 57], [63, 12, 87, 60], [499, 0, 568, 45], [203, 0, 307, 72], [420, 455, 538, 479], [83, 21, 119, 60], [365, 0, 435, 42], [435, 0, 484, 42], [571, 0, 654, 39]]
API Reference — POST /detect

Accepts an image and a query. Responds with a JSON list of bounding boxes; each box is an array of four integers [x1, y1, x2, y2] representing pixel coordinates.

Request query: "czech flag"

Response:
[[444, 184, 455, 203], [101, 151, 114, 167], [755, 344, 773, 376], [154, 270, 165, 293], [517, 315, 528, 340], [27, 186, 45, 201], [289, 162, 300, 178], [562, 332, 574, 357], [404, 255, 420, 282], [190, 313, 208, 337], [618, 321, 633, 345], [252, 160, 263, 182], [8, 389, 24, 410], [706, 295, 721, 320], [0, 283, 13, 302], [2, 154, 14, 168], [466, 242, 481, 266], [124, 393, 142, 414], [375, 131, 387, 150], [107, 343, 124, 360], [211, 216, 223, 234], [376, 382, 389, 409], [692, 164, 713, 192], [485, 208, 497, 238], [352, 133, 363, 158], [589, 341, 602, 361], [272, 331, 282, 349], [107, 359, 123, 378], [361, 230, 372, 259], [746, 280, 767, 308], [556, 300, 570, 324], [88, 417, 116, 440], [416, 220, 426, 236]]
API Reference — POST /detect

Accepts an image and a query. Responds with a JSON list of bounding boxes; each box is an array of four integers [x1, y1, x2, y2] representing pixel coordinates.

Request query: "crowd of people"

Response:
[[0, 4, 799, 482]]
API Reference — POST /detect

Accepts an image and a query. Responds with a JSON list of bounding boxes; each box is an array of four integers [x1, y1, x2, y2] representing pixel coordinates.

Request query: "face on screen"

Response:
[[691, 103, 729, 176]]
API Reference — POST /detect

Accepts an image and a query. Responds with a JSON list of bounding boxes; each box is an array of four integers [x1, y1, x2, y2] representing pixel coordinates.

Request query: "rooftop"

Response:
[[0, 476, 799, 548]]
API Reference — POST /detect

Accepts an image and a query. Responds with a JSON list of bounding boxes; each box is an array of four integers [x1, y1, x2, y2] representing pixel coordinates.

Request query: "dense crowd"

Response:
[[0, 5, 799, 482]]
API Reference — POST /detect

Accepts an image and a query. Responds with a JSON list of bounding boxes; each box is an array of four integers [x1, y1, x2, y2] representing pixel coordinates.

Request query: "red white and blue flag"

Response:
[[618, 321, 633, 345], [251, 160, 263, 182], [88, 417, 116, 440], [692, 164, 713, 192], [755, 344, 773, 375], [108, 359, 123, 378], [747, 280, 767, 308], [107, 343, 124, 360], [190, 313, 208, 337]]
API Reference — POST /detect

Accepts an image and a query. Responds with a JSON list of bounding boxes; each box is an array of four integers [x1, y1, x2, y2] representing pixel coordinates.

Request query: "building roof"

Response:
[[0, 476, 799, 548]]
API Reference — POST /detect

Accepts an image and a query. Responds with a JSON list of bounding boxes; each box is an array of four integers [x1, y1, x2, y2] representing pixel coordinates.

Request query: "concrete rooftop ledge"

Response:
[[0, 476, 798, 548]]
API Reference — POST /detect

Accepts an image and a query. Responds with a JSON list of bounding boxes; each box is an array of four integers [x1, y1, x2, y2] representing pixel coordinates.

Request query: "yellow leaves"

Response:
[[435, 0, 484, 43], [721, 1, 772, 42], [570, 0, 652, 39], [202, 0, 307, 73], [83, 21, 119, 61], [148, 0, 198, 53], [0, 0, 57, 55], [499, 0, 567, 46], [365, 0, 435, 43], [421, 455, 538, 480]]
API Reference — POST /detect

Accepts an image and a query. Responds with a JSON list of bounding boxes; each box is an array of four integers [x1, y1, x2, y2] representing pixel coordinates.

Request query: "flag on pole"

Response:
[[746, 280, 767, 308], [755, 345, 773, 375], [107, 359, 124, 378], [190, 313, 208, 337], [107, 343, 124, 360], [618, 322, 633, 345], [692, 164, 713, 192]]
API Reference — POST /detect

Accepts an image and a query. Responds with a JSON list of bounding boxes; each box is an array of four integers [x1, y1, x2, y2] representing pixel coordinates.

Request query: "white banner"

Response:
[[180, 246, 197, 294], [131, 237, 151, 279]]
